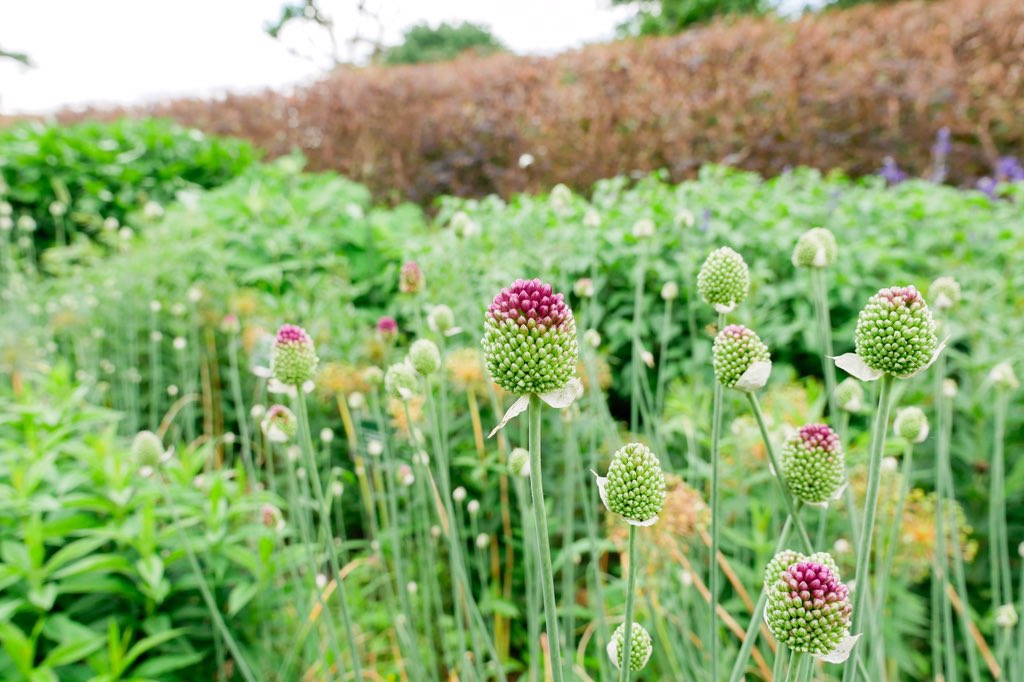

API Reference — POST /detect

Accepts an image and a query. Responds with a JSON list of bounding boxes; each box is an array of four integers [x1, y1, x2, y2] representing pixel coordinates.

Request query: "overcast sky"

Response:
[[0, 0, 635, 114]]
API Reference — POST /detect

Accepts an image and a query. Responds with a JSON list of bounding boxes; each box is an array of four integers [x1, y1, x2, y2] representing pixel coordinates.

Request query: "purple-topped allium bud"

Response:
[[854, 286, 938, 377], [781, 424, 845, 505], [262, 404, 297, 443], [399, 261, 424, 294], [270, 324, 318, 386], [697, 247, 749, 313], [712, 325, 771, 391], [766, 558, 853, 658], [376, 316, 398, 343], [482, 278, 578, 395]]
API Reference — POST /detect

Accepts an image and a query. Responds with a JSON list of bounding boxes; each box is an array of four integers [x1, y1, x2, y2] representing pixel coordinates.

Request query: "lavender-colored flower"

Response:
[[482, 278, 578, 395], [781, 424, 846, 505], [996, 156, 1024, 183], [399, 261, 424, 294], [976, 177, 998, 199], [880, 157, 907, 185], [270, 324, 318, 386], [930, 127, 951, 183], [766, 559, 854, 658]]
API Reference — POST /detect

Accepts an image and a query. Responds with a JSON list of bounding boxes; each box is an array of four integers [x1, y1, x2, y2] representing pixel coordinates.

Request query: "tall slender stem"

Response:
[[709, 311, 725, 682], [619, 525, 638, 682], [842, 373, 895, 680], [528, 394, 565, 682]]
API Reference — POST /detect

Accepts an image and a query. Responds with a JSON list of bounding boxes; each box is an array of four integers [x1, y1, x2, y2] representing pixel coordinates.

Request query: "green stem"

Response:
[[528, 394, 565, 682], [619, 525, 638, 682], [629, 249, 646, 434], [842, 373, 896, 680], [709, 313, 725, 682], [873, 442, 914, 617], [785, 652, 804, 682], [745, 393, 814, 553]]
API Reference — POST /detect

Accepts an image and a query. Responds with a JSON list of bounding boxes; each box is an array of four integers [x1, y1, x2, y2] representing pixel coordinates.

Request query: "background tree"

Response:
[[376, 22, 505, 66], [613, 0, 769, 34]]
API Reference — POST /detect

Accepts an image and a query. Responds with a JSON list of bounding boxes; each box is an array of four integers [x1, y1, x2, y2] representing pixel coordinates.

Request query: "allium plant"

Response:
[[781, 424, 846, 506], [399, 260, 424, 294], [270, 324, 318, 386], [791, 227, 838, 269], [608, 623, 653, 673], [596, 442, 665, 682], [482, 278, 582, 682], [697, 246, 750, 314]]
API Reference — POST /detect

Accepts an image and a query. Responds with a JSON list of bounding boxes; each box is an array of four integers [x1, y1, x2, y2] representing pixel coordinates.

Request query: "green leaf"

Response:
[[226, 581, 258, 617], [42, 634, 105, 667]]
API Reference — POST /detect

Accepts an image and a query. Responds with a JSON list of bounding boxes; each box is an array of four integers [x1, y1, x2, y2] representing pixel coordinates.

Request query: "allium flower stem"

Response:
[[560, 417, 579, 671], [990, 387, 1014, 673], [709, 311, 726, 682], [512, 475, 542, 681], [784, 652, 803, 682], [745, 393, 814, 553], [841, 373, 895, 681], [225, 333, 256, 483], [619, 525, 638, 682], [654, 291, 673, 417], [630, 249, 647, 434], [528, 393, 566, 682], [728, 515, 795, 682], [295, 391, 362, 679], [873, 441, 915, 616]]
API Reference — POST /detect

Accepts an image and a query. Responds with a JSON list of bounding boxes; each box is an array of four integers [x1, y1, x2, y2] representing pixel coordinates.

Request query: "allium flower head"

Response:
[[661, 281, 679, 301], [845, 286, 939, 379], [573, 278, 595, 298], [427, 304, 455, 335], [995, 604, 1018, 629], [894, 406, 929, 443], [781, 424, 846, 505], [597, 442, 666, 526], [376, 316, 398, 342], [607, 622, 653, 672], [792, 227, 838, 269], [508, 447, 531, 477], [697, 247, 749, 313], [766, 558, 855, 659], [834, 377, 865, 413], [131, 430, 165, 466], [408, 339, 441, 376], [385, 361, 419, 400], [262, 405, 297, 443], [928, 276, 961, 312], [712, 325, 771, 391], [989, 361, 1019, 392], [399, 261, 424, 294], [270, 324, 318, 386], [482, 278, 578, 395]]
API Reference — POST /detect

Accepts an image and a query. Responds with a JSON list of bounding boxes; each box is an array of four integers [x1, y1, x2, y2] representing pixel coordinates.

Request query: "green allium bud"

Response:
[[781, 424, 845, 505], [712, 325, 771, 391], [131, 430, 164, 465], [928, 276, 961, 312], [608, 622, 653, 672], [262, 405, 297, 443], [427, 304, 455, 335], [893, 406, 929, 443], [508, 447, 531, 477], [854, 286, 938, 377], [385, 361, 419, 399], [482, 279, 578, 395], [697, 246, 749, 313], [792, 227, 838, 268], [409, 339, 441, 376], [989, 361, 1019, 392], [270, 325, 319, 386], [362, 366, 384, 387], [995, 604, 1018, 629], [834, 377, 865, 413], [766, 557, 853, 657], [597, 442, 666, 525]]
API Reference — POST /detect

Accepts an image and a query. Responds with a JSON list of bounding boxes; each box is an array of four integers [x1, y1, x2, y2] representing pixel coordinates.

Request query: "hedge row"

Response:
[[55, 0, 1024, 202]]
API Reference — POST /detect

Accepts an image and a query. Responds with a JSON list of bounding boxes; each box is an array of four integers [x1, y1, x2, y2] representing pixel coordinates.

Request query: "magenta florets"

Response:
[[766, 559, 853, 655], [400, 261, 424, 294], [275, 324, 308, 345], [377, 316, 398, 340], [782, 561, 849, 609], [486, 279, 573, 330], [798, 423, 840, 453]]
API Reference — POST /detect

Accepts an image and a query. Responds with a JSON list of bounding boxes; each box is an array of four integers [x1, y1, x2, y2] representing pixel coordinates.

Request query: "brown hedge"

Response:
[[55, 0, 1024, 202]]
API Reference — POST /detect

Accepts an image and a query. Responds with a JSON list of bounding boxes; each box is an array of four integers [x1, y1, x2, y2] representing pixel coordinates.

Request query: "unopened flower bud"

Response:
[[508, 448, 531, 477], [894, 407, 929, 443], [608, 622, 653, 672], [712, 325, 771, 391], [400, 261, 424, 294], [834, 378, 864, 413], [697, 247, 749, 313], [271, 324, 319, 386], [766, 557, 852, 657], [781, 424, 845, 505], [792, 227, 837, 269], [854, 286, 937, 377], [597, 442, 666, 525], [427, 305, 455, 335], [928, 276, 961, 312], [409, 339, 441, 376]]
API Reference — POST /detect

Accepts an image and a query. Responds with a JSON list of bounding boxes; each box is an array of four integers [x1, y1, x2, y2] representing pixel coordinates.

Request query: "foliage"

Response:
[[613, 0, 767, 34], [0, 119, 257, 251], [377, 22, 505, 65], [0, 366, 285, 680]]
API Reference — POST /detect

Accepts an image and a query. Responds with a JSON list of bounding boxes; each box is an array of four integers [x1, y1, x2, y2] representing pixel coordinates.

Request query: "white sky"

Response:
[[0, 0, 634, 114]]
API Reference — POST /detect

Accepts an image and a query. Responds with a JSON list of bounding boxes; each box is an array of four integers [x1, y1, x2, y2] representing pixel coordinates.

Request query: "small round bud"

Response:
[[608, 622, 653, 672], [330, 481, 344, 497], [792, 227, 837, 269], [173, 337, 187, 351], [367, 439, 384, 457], [475, 533, 490, 549], [550, 183, 573, 214], [583, 329, 601, 349], [261, 504, 284, 530], [362, 366, 384, 387], [766, 557, 852, 656], [508, 448, 531, 477], [131, 431, 164, 466], [271, 325, 319, 386], [989, 362, 1019, 392], [598, 442, 666, 525], [450, 211, 480, 237], [482, 279, 578, 395], [995, 604, 1018, 629], [833, 538, 852, 554], [781, 424, 845, 505], [385, 361, 419, 399], [399, 261, 424, 294], [660, 281, 679, 301], [376, 316, 399, 343], [427, 305, 455, 335], [854, 286, 937, 377], [320, 428, 335, 443], [893, 407, 929, 443], [409, 339, 441, 376], [573, 278, 595, 298], [928, 276, 961, 312], [453, 486, 467, 503], [834, 378, 864, 413], [712, 325, 771, 390], [262, 405, 297, 443], [631, 218, 655, 239], [942, 379, 958, 398], [407, 581, 418, 595], [881, 456, 899, 473], [467, 500, 480, 515], [697, 247, 750, 313], [583, 208, 601, 228]]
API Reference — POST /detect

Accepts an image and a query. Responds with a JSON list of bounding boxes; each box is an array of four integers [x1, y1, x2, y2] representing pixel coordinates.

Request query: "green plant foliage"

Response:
[[378, 22, 506, 65], [614, 0, 768, 34], [0, 119, 257, 251]]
